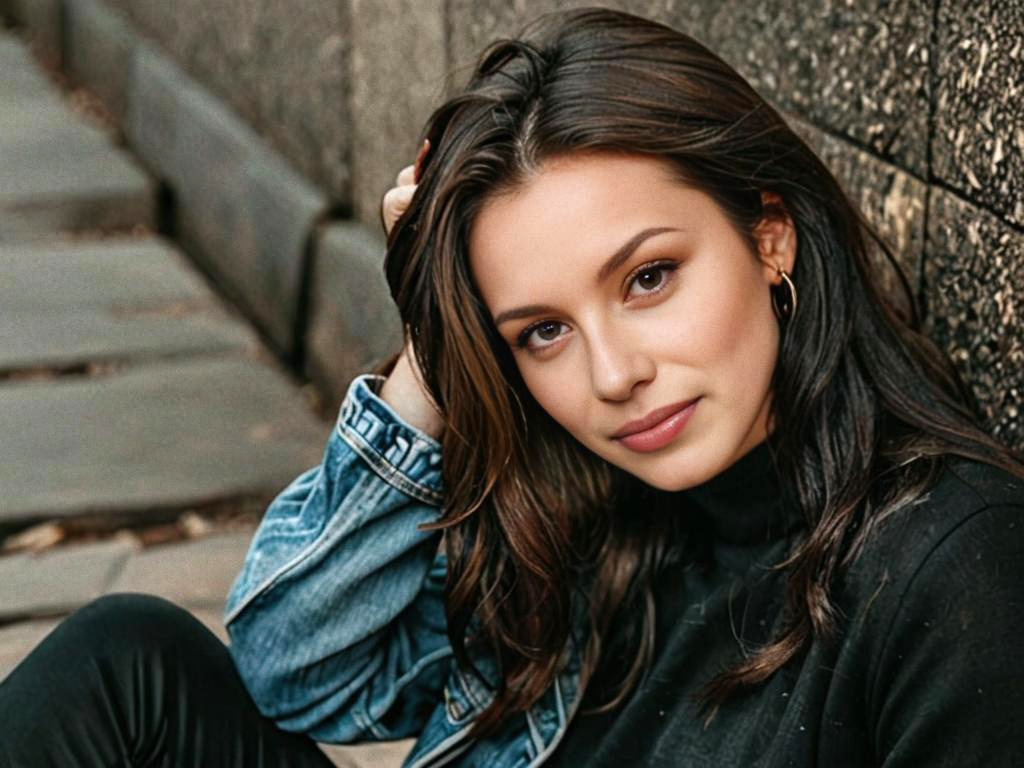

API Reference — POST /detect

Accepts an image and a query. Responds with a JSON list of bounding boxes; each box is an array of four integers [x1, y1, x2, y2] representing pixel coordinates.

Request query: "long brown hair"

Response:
[[382, 6, 1024, 734]]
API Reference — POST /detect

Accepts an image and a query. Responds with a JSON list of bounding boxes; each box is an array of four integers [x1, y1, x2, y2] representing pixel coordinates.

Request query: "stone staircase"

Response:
[[0, 27, 410, 768]]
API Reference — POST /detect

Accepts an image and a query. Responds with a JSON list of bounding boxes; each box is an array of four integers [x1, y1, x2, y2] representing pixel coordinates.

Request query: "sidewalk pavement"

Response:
[[0, 27, 412, 767]]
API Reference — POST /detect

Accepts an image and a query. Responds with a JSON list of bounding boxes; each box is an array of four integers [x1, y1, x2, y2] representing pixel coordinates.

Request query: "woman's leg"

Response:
[[0, 592, 337, 768]]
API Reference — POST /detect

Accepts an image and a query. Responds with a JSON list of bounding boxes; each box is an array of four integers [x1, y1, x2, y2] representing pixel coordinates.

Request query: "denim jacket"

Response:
[[224, 373, 583, 767]]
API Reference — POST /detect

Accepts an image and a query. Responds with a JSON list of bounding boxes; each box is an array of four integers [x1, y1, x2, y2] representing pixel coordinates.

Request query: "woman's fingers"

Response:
[[381, 184, 416, 236], [395, 164, 416, 187], [382, 140, 430, 236]]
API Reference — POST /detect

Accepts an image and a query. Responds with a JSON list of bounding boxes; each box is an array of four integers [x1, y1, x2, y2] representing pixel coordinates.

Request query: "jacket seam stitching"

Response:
[[223, 492, 365, 624]]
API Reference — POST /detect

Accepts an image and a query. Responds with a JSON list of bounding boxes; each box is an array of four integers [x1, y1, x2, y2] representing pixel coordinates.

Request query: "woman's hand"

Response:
[[380, 138, 429, 235], [379, 140, 445, 439]]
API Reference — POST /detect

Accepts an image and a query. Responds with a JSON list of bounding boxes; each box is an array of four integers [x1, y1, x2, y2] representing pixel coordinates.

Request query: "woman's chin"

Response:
[[605, 443, 715, 493]]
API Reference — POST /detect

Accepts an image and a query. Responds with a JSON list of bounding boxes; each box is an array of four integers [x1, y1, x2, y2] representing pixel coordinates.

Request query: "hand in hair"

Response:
[[379, 140, 445, 439], [380, 139, 429, 235]]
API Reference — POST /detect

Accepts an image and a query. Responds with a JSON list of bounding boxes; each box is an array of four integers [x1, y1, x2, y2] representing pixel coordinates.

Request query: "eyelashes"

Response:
[[625, 261, 677, 299], [515, 319, 563, 350], [513, 260, 680, 351]]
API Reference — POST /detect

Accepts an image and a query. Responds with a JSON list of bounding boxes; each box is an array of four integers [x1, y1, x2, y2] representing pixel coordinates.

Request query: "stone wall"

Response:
[[100, 0, 354, 206], [5, 0, 1021, 446]]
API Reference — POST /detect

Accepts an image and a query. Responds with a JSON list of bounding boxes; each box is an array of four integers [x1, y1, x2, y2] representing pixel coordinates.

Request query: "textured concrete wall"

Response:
[[32, 0, 1022, 446], [101, 0, 352, 206], [348, 0, 447, 225], [0, 0, 63, 62]]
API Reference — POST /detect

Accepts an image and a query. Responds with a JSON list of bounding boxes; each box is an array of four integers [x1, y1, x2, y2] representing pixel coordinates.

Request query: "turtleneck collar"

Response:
[[680, 437, 804, 554]]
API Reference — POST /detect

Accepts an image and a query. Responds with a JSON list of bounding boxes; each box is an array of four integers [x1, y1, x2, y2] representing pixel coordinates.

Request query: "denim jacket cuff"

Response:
[[337, 373, 444, 506]]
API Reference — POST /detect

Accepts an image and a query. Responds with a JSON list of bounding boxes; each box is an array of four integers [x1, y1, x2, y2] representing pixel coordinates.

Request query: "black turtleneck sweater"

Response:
[[546, 440, 1024, 767]]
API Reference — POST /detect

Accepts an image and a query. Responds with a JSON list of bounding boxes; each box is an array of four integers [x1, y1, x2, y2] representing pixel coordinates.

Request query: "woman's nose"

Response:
[[587, 327, 656, 402]]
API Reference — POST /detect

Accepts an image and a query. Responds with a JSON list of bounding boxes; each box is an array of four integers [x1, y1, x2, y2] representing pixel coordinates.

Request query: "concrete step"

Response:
[[0, 34, 154, 241], [0, 530, 254, 625], [0, 356, 329, 523], [0, 36, 62, 106], [0, 237, 262, 371], [0, 538, 133, 622], [108, 530, 254, 610]]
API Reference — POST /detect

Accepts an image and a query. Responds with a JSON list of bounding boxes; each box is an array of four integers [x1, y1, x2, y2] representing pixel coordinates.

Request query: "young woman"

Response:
[[2, 7, 1022, 767]]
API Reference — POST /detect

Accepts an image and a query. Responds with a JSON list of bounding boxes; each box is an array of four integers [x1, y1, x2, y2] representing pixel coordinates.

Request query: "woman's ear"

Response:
[[753, 191, 797, 284]]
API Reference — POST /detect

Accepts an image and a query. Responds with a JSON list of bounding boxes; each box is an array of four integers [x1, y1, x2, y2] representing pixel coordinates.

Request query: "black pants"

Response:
[[0, 592, 337, 767]]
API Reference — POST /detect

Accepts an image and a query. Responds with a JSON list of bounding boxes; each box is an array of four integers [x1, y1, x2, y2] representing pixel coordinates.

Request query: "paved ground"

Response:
[[0, 28, 412, 767]]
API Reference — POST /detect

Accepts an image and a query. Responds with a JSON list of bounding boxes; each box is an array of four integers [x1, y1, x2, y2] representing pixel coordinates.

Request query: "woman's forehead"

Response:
[[467, 153, 709, 271]]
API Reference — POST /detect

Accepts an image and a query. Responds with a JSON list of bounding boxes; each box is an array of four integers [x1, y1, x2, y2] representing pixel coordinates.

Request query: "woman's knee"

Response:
[[57, 592, 216, 659]]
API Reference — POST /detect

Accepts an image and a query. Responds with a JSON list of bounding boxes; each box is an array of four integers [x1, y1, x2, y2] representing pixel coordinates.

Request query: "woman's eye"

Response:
[[513, 263, 677, 352], [517, 320, 566, 350], [626, 264, 675, 298]]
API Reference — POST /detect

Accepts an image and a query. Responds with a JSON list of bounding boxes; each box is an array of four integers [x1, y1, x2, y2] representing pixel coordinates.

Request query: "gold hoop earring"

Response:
[[770, 267, 797, 323]]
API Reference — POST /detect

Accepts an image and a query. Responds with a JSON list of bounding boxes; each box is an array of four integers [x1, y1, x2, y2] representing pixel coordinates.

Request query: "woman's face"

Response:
[[468, 151, 797, 491]]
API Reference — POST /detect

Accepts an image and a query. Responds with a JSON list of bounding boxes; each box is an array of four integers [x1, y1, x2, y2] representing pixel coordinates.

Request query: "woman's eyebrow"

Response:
[[594, 226, 680, 285], [493, 226, 681, 327]]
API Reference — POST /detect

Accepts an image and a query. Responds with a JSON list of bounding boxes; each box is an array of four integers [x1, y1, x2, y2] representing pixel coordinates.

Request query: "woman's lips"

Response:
[[612, 398, 700, 453]]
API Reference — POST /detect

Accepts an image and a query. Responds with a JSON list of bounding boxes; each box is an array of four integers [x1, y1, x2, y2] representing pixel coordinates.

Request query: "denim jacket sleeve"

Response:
[[223, 373, 452, 744]]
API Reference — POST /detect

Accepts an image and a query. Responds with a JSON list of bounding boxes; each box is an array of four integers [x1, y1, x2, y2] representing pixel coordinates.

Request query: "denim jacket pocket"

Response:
[[444, 664, 495, 726]]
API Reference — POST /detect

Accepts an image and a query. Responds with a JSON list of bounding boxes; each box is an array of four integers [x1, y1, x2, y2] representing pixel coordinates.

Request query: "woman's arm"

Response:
[[223, 372, 450, 744], [380, 337, 444, 439]]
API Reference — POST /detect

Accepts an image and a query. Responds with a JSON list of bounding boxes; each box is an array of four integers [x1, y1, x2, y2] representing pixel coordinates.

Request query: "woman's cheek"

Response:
[[521, 364, 577, 426], [539, 369, 598, 444], [691, 258, 768, 361]]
